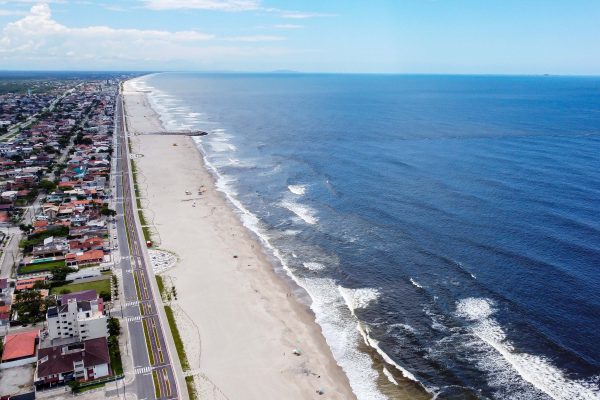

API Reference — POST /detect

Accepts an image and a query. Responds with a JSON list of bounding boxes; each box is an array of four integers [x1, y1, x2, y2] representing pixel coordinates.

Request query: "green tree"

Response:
[[108, 317, 121, 336], [39, 179, 57, 192], [51, 266, 76, 282], [101, 207, 117, 217], [14, 290, 44, 324]]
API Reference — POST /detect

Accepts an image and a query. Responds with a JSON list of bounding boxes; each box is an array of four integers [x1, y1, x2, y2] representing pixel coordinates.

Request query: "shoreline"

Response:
[[122, 78, 357, 399]]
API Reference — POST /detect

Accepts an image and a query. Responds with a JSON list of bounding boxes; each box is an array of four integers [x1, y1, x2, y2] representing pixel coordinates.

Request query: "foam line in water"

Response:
[[280, 200, 318, 225], [288, 184, 307, 195], [367, 335, 421, 383], [338, 286, 380, 316], [456, 297, 600, 400], [303, 262, 326, 271], [410, 278, 424, 288], [383, 367, 399, 385]]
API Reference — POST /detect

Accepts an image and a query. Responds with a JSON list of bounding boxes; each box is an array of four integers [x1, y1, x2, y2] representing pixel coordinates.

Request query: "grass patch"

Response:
[[51, 277, 111, 298], [75, 382, 105, 393], [130, 160, 151, 242], [164, 305, 190, 371], [156, 275, 165, 299], [186, 376, 198, 400], [142, 319, 155, 365], [19, 260, 65, 274], [152, 370, 160, 398], [108, 336, 123, 376], [139, 211, 151, 242]]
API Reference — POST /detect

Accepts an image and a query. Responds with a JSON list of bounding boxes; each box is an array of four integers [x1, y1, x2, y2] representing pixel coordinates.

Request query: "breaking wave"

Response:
[[279, 200, 318, 225], [288, 184, 307, 195], [456, 298, 600, 400]]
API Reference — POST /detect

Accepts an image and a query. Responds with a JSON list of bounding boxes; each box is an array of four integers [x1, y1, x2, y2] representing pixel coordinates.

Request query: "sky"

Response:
[[0, 0, 599, 74]]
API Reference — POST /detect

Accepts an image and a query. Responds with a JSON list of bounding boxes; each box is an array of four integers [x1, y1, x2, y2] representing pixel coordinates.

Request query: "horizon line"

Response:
[[0, 69, 599, 78]]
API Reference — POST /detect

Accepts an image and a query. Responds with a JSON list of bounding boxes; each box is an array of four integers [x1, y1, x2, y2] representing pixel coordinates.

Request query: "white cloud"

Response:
[[0, 2, 291, 69], [142, 0, 260, 11], [281, 11, 337, 19], [0, 8, 26, 15], [272, 24, 303, 29], [223, 35, 284, 42], [141, 0, 337, 21]]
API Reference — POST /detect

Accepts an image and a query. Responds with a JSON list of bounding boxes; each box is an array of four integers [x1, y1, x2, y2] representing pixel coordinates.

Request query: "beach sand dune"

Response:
[[123, 80, 356, 400]]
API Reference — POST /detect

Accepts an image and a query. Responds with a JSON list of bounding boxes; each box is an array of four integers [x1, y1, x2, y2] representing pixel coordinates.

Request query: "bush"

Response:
[[108, 317, 121, 336], [39, 179, 57, 192]]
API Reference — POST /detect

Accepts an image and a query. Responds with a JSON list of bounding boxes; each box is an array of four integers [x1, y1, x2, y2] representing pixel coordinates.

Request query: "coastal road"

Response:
[[113, 88, 186, 400]]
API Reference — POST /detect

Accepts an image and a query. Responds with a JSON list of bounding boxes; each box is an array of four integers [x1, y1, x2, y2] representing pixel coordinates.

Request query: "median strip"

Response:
[[152, 370, 161, 398], [142, 319, 155, 365]]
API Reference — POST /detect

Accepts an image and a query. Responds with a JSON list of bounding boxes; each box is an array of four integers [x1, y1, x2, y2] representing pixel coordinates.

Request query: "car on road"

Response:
[[113, 235, 117, 239]]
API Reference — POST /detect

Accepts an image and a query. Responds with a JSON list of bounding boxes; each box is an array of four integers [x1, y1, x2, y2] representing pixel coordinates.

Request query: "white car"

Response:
[[113, 235, 117, 239]]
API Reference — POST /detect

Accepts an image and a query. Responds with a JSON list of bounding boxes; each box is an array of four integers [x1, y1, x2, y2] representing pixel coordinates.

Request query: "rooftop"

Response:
[[1, 330, 39, 362]]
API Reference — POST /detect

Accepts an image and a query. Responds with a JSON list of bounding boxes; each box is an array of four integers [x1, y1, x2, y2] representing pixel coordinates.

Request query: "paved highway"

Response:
[[113, 88, 186, 400]]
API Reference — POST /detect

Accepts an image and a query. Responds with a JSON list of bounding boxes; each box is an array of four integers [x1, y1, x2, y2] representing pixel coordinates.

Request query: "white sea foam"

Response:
[[288, 184, 306, 195], [301, 278, 388, 400], [388, 323, 417, 334], [208, 140, 237, 152], [457, 297, 600, 400], [303, 262, 326, 271], [410, 278, 423, 289], [339, 287, 380, 314], [383, 367, 399, 385], [279, 200, 318, 225], [368, 336, 420, 383]]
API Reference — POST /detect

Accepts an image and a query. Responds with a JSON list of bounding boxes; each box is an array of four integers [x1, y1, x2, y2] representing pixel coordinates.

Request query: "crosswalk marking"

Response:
[[124, 315, 143, 322], [125, 300, 141, 307], [134, 366, 154, 375]]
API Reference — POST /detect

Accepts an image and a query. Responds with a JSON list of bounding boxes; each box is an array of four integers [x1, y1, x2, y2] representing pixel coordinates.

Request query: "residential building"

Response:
[[35, 337, 111, 387], [45, 298, 107, 344]]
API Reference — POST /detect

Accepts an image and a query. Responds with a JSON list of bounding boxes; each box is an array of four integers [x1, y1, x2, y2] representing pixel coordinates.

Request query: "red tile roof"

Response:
[[76, 250, 104, 263], [1, 330, 39, 362], [16, 276, 46, 291], [33, 220, 48, 228]]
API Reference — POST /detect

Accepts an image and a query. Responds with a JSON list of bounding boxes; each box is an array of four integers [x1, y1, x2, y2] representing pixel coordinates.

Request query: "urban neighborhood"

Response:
[[0, 74, 137, 399]]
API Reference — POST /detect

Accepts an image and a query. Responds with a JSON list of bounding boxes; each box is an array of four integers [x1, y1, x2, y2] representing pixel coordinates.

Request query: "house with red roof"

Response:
[[16, 276, 47, 291], [65, 249, 105, 267], [1, 330, 39, 369]]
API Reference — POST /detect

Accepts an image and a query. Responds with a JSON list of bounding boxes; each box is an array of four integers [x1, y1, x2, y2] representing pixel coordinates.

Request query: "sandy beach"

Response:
[[122, 80, 356, 400]]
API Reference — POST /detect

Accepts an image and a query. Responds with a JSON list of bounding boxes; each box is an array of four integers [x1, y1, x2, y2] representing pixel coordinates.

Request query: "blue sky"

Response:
[[0, 1, 599, 74]]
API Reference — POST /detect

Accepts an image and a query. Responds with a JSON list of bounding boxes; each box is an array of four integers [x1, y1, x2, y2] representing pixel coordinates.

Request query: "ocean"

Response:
[[132, 73, 600, 400]]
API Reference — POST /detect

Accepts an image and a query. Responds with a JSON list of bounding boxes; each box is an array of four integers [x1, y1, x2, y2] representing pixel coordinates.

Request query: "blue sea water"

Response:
[[134, 73, 600, 400]]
